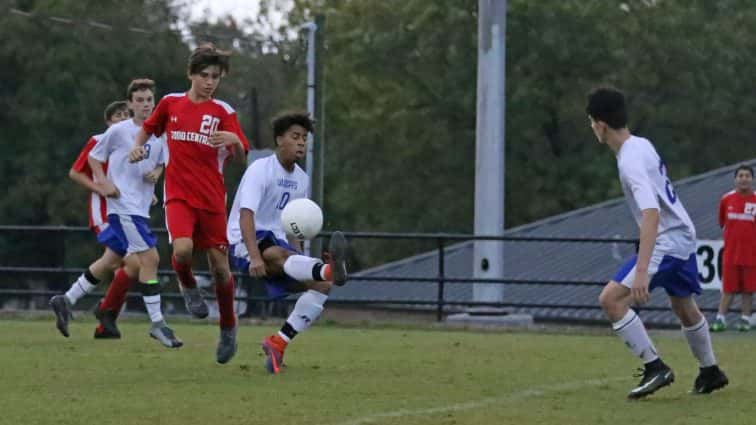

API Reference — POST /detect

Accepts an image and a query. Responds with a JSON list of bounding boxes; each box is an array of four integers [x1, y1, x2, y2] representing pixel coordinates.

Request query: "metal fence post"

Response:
[[436, 237, 445, 322]]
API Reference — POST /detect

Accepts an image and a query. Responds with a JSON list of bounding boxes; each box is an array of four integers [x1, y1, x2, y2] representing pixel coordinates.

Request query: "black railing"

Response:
[[1, 225, 718, 324]]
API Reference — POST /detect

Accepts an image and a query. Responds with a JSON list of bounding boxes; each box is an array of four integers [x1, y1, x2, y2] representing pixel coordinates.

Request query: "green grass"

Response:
[[1, 318, 755, 425]]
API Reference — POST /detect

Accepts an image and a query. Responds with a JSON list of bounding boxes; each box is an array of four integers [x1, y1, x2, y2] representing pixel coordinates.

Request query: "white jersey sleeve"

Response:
[[618, 157, 659, 212], [89, 125, 117, 163]]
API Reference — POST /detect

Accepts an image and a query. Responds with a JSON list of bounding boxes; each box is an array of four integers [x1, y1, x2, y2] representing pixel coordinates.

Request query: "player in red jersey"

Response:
[[70, 101, 129, 235], [710, 165, 756, 332], [129, 44, 249, 363]]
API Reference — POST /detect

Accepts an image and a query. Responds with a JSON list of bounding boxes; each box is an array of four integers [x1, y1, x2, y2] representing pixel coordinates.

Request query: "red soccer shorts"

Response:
[[165, 199, 228, 251], [722, 264, 756, 294]]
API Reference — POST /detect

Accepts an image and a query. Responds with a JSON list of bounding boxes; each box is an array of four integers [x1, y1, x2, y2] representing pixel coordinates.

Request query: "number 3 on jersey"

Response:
[[659, 159, 677, 204], [276, 192, 290, 210]]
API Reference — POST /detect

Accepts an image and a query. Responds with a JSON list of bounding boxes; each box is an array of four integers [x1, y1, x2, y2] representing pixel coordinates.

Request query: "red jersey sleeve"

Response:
[[718, 195, 727, 228], [71, 137, 97, 173], [142, 95, 171, 137], [220, 112, 250, 153]]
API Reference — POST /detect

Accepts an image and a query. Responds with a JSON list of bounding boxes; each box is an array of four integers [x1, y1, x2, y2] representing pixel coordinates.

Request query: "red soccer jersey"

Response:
[[142, 93, 250, 213], [719, 190, 756, 266], [71, 134, 108, 232]]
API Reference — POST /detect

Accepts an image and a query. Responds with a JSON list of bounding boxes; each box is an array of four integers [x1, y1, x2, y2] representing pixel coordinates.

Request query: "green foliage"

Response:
[[3, 0, 756, 269]]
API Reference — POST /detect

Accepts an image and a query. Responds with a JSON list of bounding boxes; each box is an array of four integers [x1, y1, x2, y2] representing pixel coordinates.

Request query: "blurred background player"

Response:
[[227, 110, 348, 374], [69, 101, 133, 338], [587, 87, 727, 399], [710, 165, 756, 332], [129, 44, 249, 364], [50, 79, 181, 348]]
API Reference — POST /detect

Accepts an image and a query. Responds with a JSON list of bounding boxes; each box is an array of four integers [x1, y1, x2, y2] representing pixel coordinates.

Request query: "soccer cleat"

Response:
[[261, 335, 287, 374], [149, 323, 183, 348], [49, 295, 72, 338], [736, 318, 750, 332], [93, 303, 121, 339], [216, 326, 237, 364], [93, 324, 121, 339], [691, 365, 728, 394], [180, 286, 209, 319], [709, 318, 726, 332], [627, 362, 675, 399], [328, 231, 348, 286]]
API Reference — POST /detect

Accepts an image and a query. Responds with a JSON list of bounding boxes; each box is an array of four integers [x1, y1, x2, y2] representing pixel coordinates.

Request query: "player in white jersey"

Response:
[[227, 110, 348, 374], [50, 79, 182, 348], [587, 87, 727, 398]]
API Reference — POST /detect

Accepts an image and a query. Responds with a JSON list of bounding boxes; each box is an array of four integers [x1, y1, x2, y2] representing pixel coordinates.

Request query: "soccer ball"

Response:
[[281, 198, 324, 241]]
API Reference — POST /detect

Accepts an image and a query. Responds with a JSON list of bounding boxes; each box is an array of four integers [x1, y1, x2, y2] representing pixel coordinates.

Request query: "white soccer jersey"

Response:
[[89, 118, 166, 218], [616, 135, 696, 257], [227, 154, 310, 244]]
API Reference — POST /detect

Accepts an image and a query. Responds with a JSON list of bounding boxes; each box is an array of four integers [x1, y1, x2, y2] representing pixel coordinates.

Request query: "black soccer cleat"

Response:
[[93, 303, 121, 339], [627, 361, 675, 399], [49, 295, 72, 338], [328, 231, 348, 286], [690, 365, 728, 395]]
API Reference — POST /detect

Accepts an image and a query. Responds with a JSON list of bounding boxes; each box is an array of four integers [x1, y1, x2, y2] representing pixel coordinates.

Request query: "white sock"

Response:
[[285, 290, 328, 334], [283, 255, 323, 282], [716, 313, 726, 323], [143, 295, 164, 323], [741, 315, 750, 322], [683, 317, 717, 367], [65, 273, 97, 305], [612, 309, 659, 363]]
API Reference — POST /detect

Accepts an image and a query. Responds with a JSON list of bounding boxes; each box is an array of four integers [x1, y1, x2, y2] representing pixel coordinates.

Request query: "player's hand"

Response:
[[129, 146, 147, 163], [247, 256, 267, 278], [631, 272, 651, 305], [208, 131, 240, 148], [97, 181, 120, 198], [151, 194, 159, 206], [143, 168, 161, 183]]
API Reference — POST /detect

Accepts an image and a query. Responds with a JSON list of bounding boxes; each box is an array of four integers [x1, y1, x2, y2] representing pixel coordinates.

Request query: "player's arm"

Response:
[[718, 197, 726, 229], [144, 164, 164, 184], [131, 97, 168, 162], [68, 168, 100, 194], [240, 208, 267, 278], [622, 163, 659, 304], [87, 155, 119, 198], [208, 131, 246, 163], [633, 208, 659, 304]]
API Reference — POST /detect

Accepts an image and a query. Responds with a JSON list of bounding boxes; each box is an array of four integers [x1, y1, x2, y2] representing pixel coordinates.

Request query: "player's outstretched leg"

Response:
[[49, 295, 72, 337], [691, 365, 729, 394], [328, 231, 348, 286], [627, 358, 675, 399]]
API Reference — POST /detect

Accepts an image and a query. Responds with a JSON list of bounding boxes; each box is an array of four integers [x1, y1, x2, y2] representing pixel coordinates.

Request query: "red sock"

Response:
[[322, 264, 333, 281], [171, 255, 197, 289], [215, 276, 237, 329], [100, 268, 134, 315]]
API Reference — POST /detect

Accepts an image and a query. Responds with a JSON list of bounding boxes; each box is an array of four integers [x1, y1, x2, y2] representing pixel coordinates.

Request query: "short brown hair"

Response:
[[103, 100, 128, 123], [126, 78, 156, 101], [272, 110, 314, 144], [188, 43, 230, 75]]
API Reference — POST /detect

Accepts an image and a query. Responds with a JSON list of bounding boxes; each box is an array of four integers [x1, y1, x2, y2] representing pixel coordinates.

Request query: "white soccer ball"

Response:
[[281, 198, 324, 241]]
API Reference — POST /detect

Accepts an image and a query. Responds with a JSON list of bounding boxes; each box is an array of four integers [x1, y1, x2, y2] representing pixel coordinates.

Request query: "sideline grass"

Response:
[[1, 318, 754, 425]]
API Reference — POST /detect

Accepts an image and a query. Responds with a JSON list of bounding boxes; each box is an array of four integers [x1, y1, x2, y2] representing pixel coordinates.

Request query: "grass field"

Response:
[[1, 317, 755, 425]]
